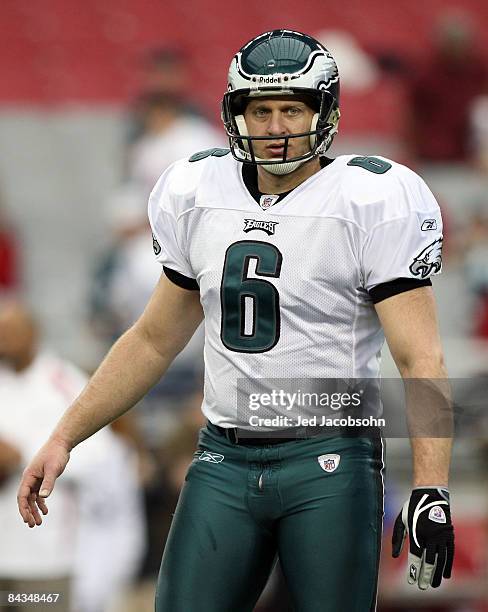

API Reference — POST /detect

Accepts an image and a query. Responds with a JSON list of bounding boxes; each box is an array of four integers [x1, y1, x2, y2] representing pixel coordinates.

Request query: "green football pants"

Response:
[[155, 423, 384, 612]]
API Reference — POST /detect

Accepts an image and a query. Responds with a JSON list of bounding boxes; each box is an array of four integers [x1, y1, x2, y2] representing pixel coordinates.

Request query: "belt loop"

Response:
[[208, 421, 240, 444], [227, 428, 238, 444]]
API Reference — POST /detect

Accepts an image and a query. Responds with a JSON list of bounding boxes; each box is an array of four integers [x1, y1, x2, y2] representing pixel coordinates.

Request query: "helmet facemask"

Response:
[[222, 88, 340, 175]]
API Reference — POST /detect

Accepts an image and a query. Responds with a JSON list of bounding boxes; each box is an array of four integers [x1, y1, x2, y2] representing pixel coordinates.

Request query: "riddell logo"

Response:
[[258, 75, 282, 83]]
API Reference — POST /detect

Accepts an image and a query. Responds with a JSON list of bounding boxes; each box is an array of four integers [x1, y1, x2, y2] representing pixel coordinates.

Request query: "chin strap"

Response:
[[260, 159, 307, 175]]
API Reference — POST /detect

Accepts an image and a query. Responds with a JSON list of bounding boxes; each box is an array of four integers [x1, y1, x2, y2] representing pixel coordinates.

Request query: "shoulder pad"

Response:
[[341, 154, 402, 205], [346, 156, 392, 175], [189, 147, 230, 162], [149, 157, 206, 221], [339, 154, 439, 228]]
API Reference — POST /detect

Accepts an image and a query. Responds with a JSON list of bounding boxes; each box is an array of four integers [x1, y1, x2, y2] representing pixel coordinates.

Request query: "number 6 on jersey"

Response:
[[220, 240, 283, 353]]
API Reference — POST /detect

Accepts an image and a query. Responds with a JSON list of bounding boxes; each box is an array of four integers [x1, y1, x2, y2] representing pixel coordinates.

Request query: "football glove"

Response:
[[392, 487, 454, 589]]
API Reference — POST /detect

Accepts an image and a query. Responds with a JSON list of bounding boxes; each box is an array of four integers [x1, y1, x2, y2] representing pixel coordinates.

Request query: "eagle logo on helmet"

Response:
[[409, 238, 443, 279]]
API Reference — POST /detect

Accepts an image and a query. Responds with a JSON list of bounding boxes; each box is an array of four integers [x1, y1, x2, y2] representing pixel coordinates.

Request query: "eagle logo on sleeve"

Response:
[[152, 233, 161, 256], [409, 238, 443, 279]]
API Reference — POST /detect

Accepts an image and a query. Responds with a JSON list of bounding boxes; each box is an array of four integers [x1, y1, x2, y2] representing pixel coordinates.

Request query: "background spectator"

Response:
[[126, 46, 205, 145], [406, 11, 488, 162], [0, 301, 145, 612], [127, 90, 224, 196], [470, 94, 488, 172], [461, 210, 488, 339]]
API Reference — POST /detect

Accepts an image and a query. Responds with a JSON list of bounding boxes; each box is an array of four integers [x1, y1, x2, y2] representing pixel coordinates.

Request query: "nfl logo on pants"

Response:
[[317, 454, 341, 473]]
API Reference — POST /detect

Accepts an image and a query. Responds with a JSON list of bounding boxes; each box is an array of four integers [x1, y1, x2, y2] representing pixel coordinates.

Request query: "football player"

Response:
[[18, 30, 454, 611]]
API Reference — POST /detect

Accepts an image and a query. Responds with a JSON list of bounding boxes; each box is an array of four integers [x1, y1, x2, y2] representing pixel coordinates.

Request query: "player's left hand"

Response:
[[392, 487, 454, 589]]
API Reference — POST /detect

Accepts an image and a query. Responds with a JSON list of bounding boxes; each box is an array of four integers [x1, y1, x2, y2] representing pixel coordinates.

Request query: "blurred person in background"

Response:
[[142, 394, 205, 578], [127, 46, 205, 145], [130, 390, 205, 608], [0, 300, 145, 612], [406, 11, 488, 163], [128, 90, 224, 197], [88, 182, 204, 428], [124, 45, 224, 197], [94, 45, 222, 339], [470, 94, 488, 173], [460, 209, 488, 340], [88, 183, 204, 609], [89, 183, 159, 344]]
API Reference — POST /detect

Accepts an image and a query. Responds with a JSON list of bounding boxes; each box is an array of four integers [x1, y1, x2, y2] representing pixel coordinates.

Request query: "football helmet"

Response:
[[222, 29, 340, 175]]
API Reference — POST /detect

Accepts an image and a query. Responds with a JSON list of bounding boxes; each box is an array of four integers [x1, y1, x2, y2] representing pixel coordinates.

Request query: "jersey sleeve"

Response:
[[361, 173, 444, 293], [147, 163, 196, 280]]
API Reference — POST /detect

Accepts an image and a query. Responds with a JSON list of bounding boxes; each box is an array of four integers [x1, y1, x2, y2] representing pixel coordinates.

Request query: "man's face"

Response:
[[243, 97, 315, 161]]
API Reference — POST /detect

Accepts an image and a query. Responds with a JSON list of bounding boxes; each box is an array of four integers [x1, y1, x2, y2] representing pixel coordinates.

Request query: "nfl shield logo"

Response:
[[428, 505, 447, 523], [317, 454, 340, 473], [259, 194, 279, 210]]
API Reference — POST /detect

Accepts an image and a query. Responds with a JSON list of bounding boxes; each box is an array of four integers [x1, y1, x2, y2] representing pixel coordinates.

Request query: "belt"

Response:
[[208, 421, 381, 445], [208, 421, 312, 445]]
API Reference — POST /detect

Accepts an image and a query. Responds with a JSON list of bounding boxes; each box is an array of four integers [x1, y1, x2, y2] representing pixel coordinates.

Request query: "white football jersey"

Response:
[[148, 152, 443, 427]]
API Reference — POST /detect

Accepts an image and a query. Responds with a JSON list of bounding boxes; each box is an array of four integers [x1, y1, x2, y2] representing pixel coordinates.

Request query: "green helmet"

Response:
[[222, 29, 340, 175]]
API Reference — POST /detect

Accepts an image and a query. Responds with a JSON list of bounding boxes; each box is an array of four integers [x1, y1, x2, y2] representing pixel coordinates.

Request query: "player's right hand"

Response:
[[17, 440, 70, 528]]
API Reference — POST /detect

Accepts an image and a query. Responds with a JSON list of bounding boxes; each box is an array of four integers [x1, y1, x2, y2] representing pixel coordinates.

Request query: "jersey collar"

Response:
[[241, 157, 334, 207]]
